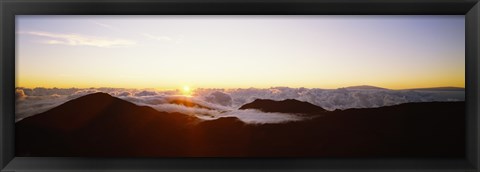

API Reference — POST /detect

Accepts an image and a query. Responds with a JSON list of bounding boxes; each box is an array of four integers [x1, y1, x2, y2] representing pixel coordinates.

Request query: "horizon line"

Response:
[[15, 85, 466, 91]]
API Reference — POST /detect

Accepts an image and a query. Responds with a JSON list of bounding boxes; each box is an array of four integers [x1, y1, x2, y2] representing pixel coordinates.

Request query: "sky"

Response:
[[16, 15, 465, 90]]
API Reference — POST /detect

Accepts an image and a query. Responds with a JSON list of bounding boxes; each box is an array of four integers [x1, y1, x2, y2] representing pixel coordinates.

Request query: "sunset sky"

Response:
[[16, 15, 465, 90]]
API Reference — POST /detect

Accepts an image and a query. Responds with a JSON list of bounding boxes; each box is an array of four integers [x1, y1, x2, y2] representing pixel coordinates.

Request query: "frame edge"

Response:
[[1, 0, 480, 171], [466, 1, 480, 171], [1, 1, 16, 171]]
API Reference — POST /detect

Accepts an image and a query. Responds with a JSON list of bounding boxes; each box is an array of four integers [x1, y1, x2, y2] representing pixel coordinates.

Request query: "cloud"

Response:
[[142, 33, 173, 42], [15, 94, 69, 122], [204, 91, 232, 106], [128, 97, 305, 124], [175, 34, 185, 44], [142, 33, 185, 45], [90, 21, 118, 31], [15, 89, 27, 100], [118, 92, 132, 97], [13, 87, 306, 124], [214, 109, 305, 124], [134, 90, 158, 97], [20, 31, 136, 48], [14, 87, 465, 123], [195, 87, 465, 111], [19, 87, 80, 96], [68, 89, 101, 99]]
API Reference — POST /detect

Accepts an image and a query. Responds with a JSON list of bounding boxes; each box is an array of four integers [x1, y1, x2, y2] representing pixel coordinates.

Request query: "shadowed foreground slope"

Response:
[[16, 93, 465, 157]]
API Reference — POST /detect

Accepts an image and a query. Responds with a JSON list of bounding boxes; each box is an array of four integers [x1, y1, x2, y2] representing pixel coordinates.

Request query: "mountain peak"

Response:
[[343, 85, 388, 90], [79, 92, 112, 99], [239, 99, 326, 115], [17, 92, 136, 133], [406, 87, 465, 91]]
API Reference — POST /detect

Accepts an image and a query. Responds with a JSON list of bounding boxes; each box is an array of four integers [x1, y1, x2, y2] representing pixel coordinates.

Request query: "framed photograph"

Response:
[[1, 0, 479, 171]]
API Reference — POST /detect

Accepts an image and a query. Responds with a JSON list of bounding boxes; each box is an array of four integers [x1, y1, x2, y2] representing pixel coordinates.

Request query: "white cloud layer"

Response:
[[194, 87, 465, 110], [15, 87, 464, 123], [20, 31, 136, 47]]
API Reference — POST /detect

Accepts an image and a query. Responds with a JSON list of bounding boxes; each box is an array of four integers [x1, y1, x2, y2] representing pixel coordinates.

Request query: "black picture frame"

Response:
[[1, 0, 479, 171]]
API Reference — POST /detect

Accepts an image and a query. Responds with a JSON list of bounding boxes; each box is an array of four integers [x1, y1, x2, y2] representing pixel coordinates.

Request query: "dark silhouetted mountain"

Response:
[[239, 99, 327, 115], [192, 101, 465, 157], [16, 92, 200, 157], [405, 87, 465, 91], [16, 93, 465, 157], [343, 85, 389, 90]]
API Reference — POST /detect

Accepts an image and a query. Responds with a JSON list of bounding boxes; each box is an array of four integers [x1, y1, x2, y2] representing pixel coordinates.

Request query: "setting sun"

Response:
[[182, 86, 192, 96]]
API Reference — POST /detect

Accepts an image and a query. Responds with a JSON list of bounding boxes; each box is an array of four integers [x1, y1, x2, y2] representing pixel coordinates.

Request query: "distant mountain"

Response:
[[239, 99, 327, 115], [342, 85, 465, 91], [16, 92, 465, 157], [343, 85, 389, 90], [405, 87, 465, 91]]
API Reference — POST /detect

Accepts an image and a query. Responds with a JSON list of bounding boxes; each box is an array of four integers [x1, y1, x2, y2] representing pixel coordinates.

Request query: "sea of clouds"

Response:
[[15, 87, 465, 124]]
